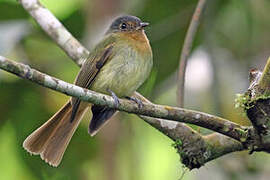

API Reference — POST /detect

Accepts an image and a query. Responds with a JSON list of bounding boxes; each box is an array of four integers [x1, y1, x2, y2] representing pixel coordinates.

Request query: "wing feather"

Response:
[[70, 38, 115, 122]]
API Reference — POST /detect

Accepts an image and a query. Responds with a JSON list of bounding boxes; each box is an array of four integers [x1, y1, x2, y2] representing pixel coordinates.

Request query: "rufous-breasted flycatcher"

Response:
[[23, 15, 153, 167]]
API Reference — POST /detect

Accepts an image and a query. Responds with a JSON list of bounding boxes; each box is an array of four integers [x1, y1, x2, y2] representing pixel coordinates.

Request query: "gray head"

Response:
[[107, 15, 149, 33]]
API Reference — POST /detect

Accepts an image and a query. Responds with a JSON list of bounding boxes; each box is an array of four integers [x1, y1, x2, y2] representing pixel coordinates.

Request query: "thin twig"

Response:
[[0, 56, 248, 142], [177, 0, 208, 107]]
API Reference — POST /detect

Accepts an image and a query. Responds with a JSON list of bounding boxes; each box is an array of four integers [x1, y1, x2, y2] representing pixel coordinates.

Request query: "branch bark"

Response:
[[0, 56, 248, 143], [258, 57, 270, 96]]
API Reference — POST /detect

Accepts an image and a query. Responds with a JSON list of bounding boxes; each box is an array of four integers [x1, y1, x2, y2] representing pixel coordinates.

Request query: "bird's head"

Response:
[[107, 15, 149, 34]]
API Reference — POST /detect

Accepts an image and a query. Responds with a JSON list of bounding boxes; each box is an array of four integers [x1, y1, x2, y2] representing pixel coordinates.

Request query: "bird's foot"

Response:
[[125, 96, 143, 109], [107, 89, 120, 108]]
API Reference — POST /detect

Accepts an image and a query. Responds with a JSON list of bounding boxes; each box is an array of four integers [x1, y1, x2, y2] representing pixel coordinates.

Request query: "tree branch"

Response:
[[177, 0, 208, 107], [0, 56, 249, 143], [203, 133, 244, 161], [19, 0, 89, 66], [133, 92, 245, 169], [258, 57, 270, 96], [245, 58, 270, 152]]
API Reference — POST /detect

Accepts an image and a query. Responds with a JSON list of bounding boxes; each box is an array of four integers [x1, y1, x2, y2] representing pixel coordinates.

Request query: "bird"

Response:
[[23, 15, 153, 167]]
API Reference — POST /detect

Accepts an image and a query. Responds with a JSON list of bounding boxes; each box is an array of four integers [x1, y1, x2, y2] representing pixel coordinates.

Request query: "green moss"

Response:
[[255, 93, 270, 101], [222, 125, 229, 132], [172, 139, 183, 149], [235, 93, 250, 109], [172, 139, 186, 157], [235, 93, 270, 112], [235, 128, 248, 142], [172, 139, 187, 159]]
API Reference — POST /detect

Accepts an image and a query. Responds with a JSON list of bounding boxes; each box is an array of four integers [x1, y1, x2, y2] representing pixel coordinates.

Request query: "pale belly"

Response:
[[90, 47, 152, 97]]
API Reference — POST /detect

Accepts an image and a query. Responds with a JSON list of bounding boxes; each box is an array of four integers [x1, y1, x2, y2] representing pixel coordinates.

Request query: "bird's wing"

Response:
[[70, 38, 115, 122]]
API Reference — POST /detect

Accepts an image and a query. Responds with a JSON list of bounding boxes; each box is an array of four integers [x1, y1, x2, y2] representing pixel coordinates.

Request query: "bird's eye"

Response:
[[120, 23, 127, 30]]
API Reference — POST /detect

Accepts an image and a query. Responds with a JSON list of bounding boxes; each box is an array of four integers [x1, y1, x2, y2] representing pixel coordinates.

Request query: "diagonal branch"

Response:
[[134, 93, 245, 169], [0, 56, 249, 142], [177, 0, 208, 107], [18, 0, 89, 66]]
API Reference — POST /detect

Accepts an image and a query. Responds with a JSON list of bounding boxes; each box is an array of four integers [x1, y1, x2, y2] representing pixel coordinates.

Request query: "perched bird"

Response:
[[23, 15, 153, 167]]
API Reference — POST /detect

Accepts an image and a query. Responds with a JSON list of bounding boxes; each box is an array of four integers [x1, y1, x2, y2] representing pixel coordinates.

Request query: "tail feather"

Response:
[[23, 102, 71, 155], [88, 105, 116, 136], [23, 101, 89, 167]]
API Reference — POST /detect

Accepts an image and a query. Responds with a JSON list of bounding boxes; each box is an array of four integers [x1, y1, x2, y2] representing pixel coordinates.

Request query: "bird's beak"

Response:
[[140, 22, 149, 28]]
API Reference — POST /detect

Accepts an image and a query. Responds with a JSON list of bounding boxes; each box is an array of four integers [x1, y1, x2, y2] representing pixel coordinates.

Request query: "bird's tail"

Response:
[[23, 101, 89, 167]]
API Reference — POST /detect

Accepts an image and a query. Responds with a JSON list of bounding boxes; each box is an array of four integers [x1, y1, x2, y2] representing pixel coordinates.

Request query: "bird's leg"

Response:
[[107, 89, 120, 108], [125, 96, 143, 109]]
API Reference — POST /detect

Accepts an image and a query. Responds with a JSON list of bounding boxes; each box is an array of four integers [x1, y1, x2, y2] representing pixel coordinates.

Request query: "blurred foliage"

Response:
[[1, 0, 270, 180]]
